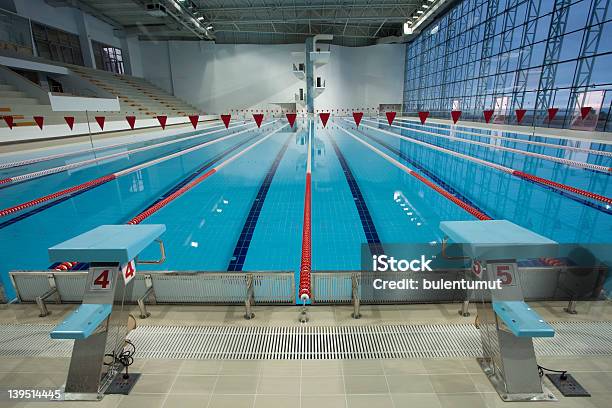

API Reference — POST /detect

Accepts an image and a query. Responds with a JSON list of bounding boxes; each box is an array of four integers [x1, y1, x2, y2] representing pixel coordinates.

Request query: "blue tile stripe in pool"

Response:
[[227, 134, 293, 271], [0, 134, 260, 231], [359, 130, 492, 220], [328, 134, 384, 255], [125, 134, 260, 224]]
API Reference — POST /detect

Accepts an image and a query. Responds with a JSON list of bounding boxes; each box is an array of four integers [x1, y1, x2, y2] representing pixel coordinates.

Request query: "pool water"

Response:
[[0, 117, 610, 300]]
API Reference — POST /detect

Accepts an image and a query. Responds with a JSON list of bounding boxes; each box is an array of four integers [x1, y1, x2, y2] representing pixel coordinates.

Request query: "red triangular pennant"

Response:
[[126, 115, 136, 130], [319, 112, 330, 127], [385, 111, 396, 126], [580, 106, 591, 119], [286, 113, 297, 128], [64, 116, 75, 130], [418, 111, 429, 124], [95, 116, 105, 130], [189, 115, 199, 129], [157, 115, 167, 129], [221, 114, 231, 129], [483, 110, 494, 123], [34, 116, 44, 129], [253, 113, 264, 128], [515, 109, 527, 124], [352, 112, 363, 127], [547, 108, 559, 122], [451, 110, 462, 124], [2, 116, 13, 129]]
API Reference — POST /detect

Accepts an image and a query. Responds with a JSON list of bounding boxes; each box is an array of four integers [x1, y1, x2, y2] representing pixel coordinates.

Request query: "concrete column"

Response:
[[305, 37, 315, 114], [73, 8, 96, 68]]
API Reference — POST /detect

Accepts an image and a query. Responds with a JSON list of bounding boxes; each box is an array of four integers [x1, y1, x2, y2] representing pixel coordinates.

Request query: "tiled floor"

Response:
[[0, 301, 610, 407], [1, 356, 611, 408]]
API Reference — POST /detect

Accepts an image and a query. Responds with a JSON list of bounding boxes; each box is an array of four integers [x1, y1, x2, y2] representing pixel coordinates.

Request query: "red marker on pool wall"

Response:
[[126, 116, 136, 130], [95, 116, 105, 130], [580, 106, 591, 119], [157, 115, 167, 129], [319, 112, 330, 127], [2, 116, 13, 129], [352, 112, 363, 127], [418, 111, 429, 124], [547, 108, 559, 122], [451, 110, 462, 124], [385, 111, 396, 126], [221, 114, 231, 128], [515, 109, 526, 124], [34, 116, 44, 130], [286, 113, 297, 128], [64, 116, 75, 130], [189, 115, 199, 129], [483, 110, 494, 123], [253, 113, 264, 128]]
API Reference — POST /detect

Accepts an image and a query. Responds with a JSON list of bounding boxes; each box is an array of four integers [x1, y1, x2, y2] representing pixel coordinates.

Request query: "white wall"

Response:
[[139, 41, 405, 113]]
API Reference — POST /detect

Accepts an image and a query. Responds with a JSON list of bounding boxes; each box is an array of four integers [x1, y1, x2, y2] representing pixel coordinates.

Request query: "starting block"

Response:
[[440, 220, 557, 402], [49, 224, 165, 400]]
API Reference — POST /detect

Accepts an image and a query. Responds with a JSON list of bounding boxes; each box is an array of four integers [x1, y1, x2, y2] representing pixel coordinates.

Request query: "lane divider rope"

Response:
[[363, 119, 610, 173], [337, 125, 491, 221], [0, 122, 275, 218], [1, 122, 251, 185], [299, 120, 313, 301], [393, 117, 612, 158], [356, 121, 612, 207], [0, 121, 225, 170], [127, 124, 288, 225]]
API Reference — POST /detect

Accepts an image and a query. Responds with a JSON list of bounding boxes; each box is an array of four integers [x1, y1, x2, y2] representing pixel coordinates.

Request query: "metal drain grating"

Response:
[[0, 322, 611, 360]]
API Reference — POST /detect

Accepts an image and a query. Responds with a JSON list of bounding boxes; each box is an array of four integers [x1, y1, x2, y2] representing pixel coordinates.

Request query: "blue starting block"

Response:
[[440, 219, 557, 402], [48, 224, 165, 401], [50, 303, 112, 340], [492, 301, 554, 338]]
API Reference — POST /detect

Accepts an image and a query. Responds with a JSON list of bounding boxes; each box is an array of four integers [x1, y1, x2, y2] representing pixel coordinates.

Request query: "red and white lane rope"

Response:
[[0, 121, 225, 171], [394, 117, 612, 158], [127, 123, 288, 225], [0, 122, 274, 218], [0, 122, 251, 185], [364, 119, 610, 173], [299, 120, 313, 301], [356, 121, 612, 206], [338, 126, 491, 220]]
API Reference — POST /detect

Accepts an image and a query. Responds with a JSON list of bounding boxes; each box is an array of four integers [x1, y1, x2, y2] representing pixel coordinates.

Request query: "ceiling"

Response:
[[47, 0, 435, 46]]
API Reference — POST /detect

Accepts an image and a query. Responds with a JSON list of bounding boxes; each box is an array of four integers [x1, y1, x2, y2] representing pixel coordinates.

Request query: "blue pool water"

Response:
[[0, 117, 610, 300]]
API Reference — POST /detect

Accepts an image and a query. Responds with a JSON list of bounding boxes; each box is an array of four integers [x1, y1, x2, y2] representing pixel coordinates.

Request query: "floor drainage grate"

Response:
[[0, 322, 610, 360]]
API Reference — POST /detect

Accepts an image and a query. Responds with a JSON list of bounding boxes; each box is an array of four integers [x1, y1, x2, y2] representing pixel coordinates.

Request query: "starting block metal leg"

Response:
[[564, 299, 578, 314], [351, 273, 361, 319], [244, 274, 255, 320], [458, 300, 470, 317]]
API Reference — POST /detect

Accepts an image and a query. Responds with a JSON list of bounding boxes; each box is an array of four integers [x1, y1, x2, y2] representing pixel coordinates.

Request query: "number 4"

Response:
[[93, 269, 111, 289]]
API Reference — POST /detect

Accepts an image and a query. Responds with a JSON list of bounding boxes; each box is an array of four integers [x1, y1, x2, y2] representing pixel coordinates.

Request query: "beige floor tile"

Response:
[[169, 375, 216, 394], [301, 395, 347, 408], [207, 394, 254, 408], [386, 374, 435, 393], [253, 395, 299, 408], [423, 359, 468, 374], [301, 360, 342, 376], [341, 360, 384, 375], [382, 358, 427, 375], [437, 393, 488, 408], [468, 373, 495, 393], [179, 360, 222, 375], [117, 394, 166, 408], [570, 371, 612, 394], [162, 394, 209, 408], [343, 375, 389, 394], [346, 394, 394, 408], [301, 376, 345, 395], [256, 376, 299, 395], [259, 360, 298, 377], [429, 374, 478, 393], [219, 360, 261, 375], [391, 393, 442, 408], [141, 359, 184, 374], [213, 375, 258, 394], [131, 373, 176, 394]]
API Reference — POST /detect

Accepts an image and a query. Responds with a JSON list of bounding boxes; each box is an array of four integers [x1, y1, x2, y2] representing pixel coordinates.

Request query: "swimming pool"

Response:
[[0, 117, 610, 300]]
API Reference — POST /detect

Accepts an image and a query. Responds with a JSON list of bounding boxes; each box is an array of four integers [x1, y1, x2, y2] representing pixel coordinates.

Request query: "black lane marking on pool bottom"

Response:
[[0, 133, 260, 231], [329, 134, 384, 256], [357, 129, 492, 219], [125, 133, 262, 224], [227, 134, 293, 271]]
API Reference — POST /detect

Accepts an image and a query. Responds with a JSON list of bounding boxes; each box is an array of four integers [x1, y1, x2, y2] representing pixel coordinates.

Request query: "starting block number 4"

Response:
[[90, 268, 113, 291], [121, 260, 136, 285]]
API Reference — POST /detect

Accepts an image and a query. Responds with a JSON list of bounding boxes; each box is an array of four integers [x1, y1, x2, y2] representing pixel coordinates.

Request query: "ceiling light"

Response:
[[417, 10, 424, 14], [197, 16, 204, 21], [422, 4, 429, 8], [206, 25, 213, 30]]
